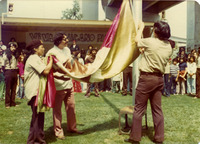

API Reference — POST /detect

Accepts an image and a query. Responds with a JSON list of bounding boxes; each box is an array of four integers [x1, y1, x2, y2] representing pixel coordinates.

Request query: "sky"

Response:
[[7, 0, 105, 20], [8, 0, 74, 19], [165, 1, 187, 39], [6, 0, 192, 39]]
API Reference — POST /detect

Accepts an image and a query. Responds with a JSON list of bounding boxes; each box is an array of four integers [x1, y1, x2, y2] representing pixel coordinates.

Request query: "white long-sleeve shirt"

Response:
[[187, 62, 197, 78]]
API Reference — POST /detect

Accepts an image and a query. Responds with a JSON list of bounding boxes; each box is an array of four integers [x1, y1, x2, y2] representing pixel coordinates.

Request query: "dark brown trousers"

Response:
[[4, 70, 18, 107], [196, 68, 200, 98], [27, 96, 46, 144], [85, 83, 99, 95], [122, 66, 132, 94], [130, 73, 164, 142]]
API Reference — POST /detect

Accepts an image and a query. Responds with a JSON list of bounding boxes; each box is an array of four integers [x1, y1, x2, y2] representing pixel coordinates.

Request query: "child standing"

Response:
[[177, 57, 187, 95], [85, 49, 99, 97], [72, 52, 83, 93], [17, 54, 25, 99], [187, 56, 197, 95], [163, 61, 171, 97], [112, 72, 122, 93], [170, 58, 179, 95]]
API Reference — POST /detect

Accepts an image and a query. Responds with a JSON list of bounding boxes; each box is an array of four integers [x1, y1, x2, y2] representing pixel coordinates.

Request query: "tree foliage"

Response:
[[61, 0, 83, 20]]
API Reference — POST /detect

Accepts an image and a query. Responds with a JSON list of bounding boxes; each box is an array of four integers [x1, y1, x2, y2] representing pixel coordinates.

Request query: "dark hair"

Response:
[[24, 40, 43, 64], [168, 39, 175, 48], [172, 58, 178, 63], [191, 49, 196, 53], [179, 57, 186, 63], [154, 21, 171, 40], [198, 47, 200, 55], [10, 37, 16, 42], [54, 32, 66, 46], [189, 55, 195, 62], [91, 48, 98, 54], [5, 43, 17, 65]]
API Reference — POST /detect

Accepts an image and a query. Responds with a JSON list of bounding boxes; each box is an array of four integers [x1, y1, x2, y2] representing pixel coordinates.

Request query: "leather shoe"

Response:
[[124, 139, 140, 144], [70, 130, 84, 134]]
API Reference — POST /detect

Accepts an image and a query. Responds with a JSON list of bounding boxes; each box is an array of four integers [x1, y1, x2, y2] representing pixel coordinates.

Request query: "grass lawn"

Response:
[[0, 92, 200, 144]]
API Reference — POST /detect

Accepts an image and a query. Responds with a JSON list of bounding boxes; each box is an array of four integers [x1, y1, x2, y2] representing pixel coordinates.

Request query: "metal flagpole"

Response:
[[131, 0, 142, 106]]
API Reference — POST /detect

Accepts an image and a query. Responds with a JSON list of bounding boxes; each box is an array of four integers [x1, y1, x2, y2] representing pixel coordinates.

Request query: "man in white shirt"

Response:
[[46, 32, 83, 140]]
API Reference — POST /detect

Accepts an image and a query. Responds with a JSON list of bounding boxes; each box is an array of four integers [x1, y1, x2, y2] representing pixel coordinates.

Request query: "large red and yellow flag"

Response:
[[36, 0, 139, 111], [54, 0, 139, 83]]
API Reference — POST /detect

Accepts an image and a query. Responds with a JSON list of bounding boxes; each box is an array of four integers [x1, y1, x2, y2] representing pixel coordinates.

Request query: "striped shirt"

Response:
[[170, 64, 179, 76]]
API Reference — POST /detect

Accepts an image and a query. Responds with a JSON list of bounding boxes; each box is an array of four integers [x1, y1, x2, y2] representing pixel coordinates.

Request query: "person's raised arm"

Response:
[[42, 56, 53, 75], [135, 21, 145, 43]]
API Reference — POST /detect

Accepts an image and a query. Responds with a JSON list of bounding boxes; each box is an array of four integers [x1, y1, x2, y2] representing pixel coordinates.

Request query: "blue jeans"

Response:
[[163, 74, 170, 96], [18, 77, 24, 99], [0, 72, 5, 99], [169, 75, 177, 94], [187, 76, 196, 94]]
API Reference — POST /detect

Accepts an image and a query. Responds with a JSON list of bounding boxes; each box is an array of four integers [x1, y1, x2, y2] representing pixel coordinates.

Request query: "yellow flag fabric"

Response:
[[35, 0, 139, 112], [52, 0, 138, 83]]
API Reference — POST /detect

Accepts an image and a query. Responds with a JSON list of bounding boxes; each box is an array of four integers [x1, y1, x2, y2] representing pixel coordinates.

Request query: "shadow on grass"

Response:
[[100, 93, 120, 114], [45, 118, 119, 143], [142, 126, 154, 141], [16, 101, 22, 105], [45, 93, 123, 143]]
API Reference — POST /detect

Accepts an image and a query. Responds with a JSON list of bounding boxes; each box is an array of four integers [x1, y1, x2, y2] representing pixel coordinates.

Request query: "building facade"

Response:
[[0, 0, 110, 53]]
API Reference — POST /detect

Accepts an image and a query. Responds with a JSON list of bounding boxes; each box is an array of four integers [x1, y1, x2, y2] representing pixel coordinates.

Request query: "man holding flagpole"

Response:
[[125, 21, 172, 144]]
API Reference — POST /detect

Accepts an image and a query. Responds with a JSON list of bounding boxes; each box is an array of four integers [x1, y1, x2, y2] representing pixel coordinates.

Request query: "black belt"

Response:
[[140, 71, 163, 77], [5, 69, 18, 72]]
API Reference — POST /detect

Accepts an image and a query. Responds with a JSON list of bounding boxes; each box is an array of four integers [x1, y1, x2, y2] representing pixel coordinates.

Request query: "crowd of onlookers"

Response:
[[163, 46, 200, 98], [69, 40, 132, 98], [1, 37, 200, 107], [70, 42, 200, 99], [0, 38, 126, 104]]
